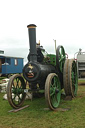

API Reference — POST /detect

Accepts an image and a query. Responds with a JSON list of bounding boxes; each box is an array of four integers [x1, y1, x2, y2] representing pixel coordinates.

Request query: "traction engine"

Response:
[[7, 24, 78, 110]]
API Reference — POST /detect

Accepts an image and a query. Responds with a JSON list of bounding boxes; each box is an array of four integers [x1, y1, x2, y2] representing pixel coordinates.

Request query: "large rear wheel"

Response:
[[63, 59, 78, 97]]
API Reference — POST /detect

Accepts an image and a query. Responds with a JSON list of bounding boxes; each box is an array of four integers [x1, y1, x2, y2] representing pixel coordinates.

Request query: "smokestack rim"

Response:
[[27, 24, 37, 28]]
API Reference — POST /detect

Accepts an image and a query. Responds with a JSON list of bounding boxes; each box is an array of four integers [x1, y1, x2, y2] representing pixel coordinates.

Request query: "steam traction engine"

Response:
[[7, 24, 78, 110]]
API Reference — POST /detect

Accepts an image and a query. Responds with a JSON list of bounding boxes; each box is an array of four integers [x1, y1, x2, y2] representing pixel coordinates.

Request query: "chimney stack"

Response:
[[27, 24, 37, 62]]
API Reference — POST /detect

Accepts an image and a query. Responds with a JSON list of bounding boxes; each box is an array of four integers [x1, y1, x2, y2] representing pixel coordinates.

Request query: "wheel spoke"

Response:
[[50, 86, 56, 97], [53, 77, 57, 86], [51, 94, 57, 106]]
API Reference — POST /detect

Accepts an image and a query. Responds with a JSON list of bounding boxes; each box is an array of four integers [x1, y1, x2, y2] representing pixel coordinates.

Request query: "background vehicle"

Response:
[[0, 56, 23, 77]]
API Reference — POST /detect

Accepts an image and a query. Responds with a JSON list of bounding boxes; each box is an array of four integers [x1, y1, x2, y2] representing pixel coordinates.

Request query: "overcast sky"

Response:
[[0, 0, 85, 64]]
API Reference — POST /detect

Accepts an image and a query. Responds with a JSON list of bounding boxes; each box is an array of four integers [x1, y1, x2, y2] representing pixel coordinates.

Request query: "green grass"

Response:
[[78, 79, 85, 82], [0, 85, 85, 128], [78, 79, 85, 85]]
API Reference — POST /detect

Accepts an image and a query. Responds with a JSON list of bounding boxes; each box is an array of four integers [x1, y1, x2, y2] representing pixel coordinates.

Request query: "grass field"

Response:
[[0, 80, 85, 128]]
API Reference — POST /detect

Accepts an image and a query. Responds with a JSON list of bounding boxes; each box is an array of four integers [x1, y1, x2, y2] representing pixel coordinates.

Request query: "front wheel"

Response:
[[45, 73, 61, 110], [7, 74, 26, 109]]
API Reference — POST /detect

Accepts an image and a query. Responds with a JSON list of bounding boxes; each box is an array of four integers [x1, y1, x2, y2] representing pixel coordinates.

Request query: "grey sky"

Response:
[[0, 0, 85, 64]]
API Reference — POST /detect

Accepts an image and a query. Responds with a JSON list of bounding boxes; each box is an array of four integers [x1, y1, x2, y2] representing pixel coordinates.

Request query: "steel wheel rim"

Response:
[[63, 59, 70, 95]]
